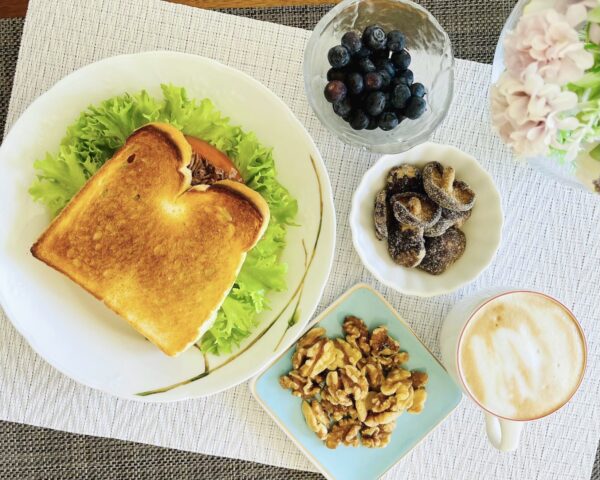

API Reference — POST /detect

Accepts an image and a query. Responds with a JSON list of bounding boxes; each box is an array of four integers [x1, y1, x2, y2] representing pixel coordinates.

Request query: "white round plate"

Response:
[[0, 52, 336, 401], [350, 142, 503, 297]]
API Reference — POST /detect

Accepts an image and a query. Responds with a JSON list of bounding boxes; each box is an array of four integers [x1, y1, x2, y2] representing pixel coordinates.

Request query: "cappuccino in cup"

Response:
[[458, 292, 586, 421]]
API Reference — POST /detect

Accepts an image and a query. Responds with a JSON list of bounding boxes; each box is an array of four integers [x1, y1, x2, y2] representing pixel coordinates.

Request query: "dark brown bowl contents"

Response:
[[388, 225, 426, 268], [390, 192, 441, 228], [423, 162, 475, 212], [373, 162, 476, 275], [373, 189, 389, 240], [423, 208, 471, 237], [419, 227, 466, 275], [386, 164, 423, 195]]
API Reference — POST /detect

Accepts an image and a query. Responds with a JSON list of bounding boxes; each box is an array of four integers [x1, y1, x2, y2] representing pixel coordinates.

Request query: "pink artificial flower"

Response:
[[491, 68, 579, 157], [554, 0, 598, 15], [527, 0, 595, 21], [504, 8, 593, 85]]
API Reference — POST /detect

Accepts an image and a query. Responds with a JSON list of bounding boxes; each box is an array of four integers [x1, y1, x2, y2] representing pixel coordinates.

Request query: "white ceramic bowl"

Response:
[[350, 142, 503, 297], [0, 52, 336, 401]]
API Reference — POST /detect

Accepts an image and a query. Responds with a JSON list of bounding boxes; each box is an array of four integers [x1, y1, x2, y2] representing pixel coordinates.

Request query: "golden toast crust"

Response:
[[31, 122, 270, 356]]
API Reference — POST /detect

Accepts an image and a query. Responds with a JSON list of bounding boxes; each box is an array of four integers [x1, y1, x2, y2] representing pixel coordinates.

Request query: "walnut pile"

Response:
[[279, 316, 428, 449]]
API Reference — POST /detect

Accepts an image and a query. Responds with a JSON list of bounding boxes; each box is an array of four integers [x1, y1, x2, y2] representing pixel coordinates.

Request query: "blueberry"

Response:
[[387, 30, 406, 52], [366, 115, 379, 130], [372, 49, 390, 61], [327, 68, 347, 82], [362, 25, 387, 50], [391, 50, 411, 70], [366, 120, 379, 130], [374, 58, 395, 77], [392, 114, 406, 128], [324, 80, 347, 103], [346, 72, 364, 95], [355, 46, 372, 58], [394, 69, 414, 86], [378, 69, 392, 88], [410, 82, 426, 97], [379, 112, 399, 131], [341, 31, 362, 55], [349, 109, 370, 130], [357, 57, 376, 73], [364, 72, 384, 91], [364, 91, 387, 116], [391, 83, 411, 109], [404, 96, 427, 119], [328, 45, 351, 68], [333, 98, 352, 117]]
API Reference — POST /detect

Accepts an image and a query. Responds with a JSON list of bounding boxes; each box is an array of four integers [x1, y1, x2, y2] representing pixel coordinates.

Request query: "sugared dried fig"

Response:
[[419, 227, 466, 275], [373, 189, 389, 240], [391, 192, 441, 228], [387, 224, 426, 268], [423, 162, 475, 212], [424, 207, 472, 237], [386, 164, 423, 195]]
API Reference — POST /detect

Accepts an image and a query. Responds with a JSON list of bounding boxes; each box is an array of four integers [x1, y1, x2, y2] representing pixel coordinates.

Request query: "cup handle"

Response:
[[484, 413, 522, 452]]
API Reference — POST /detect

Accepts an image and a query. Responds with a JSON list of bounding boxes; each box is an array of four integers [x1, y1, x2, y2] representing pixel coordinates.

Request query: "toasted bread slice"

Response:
[[31, 123, 269, 356]]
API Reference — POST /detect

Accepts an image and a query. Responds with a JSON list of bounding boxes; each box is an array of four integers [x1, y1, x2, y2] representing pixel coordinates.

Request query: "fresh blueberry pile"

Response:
[[323, 25, 426, 131]]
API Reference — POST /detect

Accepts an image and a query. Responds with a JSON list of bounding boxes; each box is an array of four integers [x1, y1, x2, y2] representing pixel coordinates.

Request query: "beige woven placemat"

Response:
[[1, 1, 600, 479]]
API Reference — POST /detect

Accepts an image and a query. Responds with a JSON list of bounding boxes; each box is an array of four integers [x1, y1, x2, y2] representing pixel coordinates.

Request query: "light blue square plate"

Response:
[[250, 284, 462, 480]]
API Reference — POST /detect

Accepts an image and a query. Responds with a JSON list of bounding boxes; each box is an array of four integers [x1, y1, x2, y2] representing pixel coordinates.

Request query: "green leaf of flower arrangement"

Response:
[[588, 6, 600, 23], [589, 143, 600, 161]]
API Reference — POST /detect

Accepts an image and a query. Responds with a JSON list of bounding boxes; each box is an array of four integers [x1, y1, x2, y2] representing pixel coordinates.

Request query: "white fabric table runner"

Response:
[[2, 0, 600, 478]]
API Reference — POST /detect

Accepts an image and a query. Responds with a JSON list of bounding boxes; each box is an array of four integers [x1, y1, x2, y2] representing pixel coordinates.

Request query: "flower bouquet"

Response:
[[491, 0, 600, 193]]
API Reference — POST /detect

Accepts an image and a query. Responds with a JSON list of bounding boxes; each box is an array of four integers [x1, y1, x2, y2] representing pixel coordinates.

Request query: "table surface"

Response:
[[0, 0, 338, 18], [1, 1, 599, 479]]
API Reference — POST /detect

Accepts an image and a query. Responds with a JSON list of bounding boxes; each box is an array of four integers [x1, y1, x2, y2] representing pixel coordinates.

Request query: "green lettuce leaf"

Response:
[[29, 148, 97, 216], [29, 84, 297, 355]]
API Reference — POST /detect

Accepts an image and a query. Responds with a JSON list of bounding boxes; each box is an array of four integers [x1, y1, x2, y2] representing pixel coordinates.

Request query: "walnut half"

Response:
[[380, 368, 411, 396], [298, 339, 338, 378], [325, 418, 361, 449], [301, 400, 330, 440], [361, 423, 395, 448], [408, 388, 427, 414], [343, 316, 371, 355], [279, 370, 322, 399]]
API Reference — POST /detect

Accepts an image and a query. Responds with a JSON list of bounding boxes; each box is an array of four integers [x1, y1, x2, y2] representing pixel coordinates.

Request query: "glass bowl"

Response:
[[304, 0, 454, 154]]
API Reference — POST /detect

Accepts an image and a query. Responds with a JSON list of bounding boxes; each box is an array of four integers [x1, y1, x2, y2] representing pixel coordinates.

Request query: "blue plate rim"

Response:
[[249, 282, 462, 480]]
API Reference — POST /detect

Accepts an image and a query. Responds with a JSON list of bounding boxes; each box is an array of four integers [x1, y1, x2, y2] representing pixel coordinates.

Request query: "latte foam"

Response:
[[459, 292, 585, 420]]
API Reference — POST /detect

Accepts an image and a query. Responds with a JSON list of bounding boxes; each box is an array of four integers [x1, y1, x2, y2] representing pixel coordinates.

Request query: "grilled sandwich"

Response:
[[31, 122, 269, 356]]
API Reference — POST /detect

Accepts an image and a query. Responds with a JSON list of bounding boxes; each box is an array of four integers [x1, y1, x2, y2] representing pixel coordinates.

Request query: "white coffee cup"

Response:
[[440, 288, 587, 452]]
